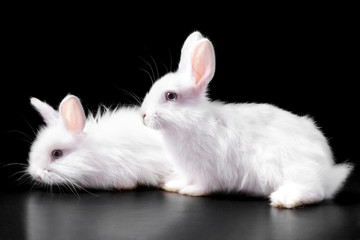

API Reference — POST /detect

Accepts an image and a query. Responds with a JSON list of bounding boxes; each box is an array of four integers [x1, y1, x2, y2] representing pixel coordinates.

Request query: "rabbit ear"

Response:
[[178, 31, 215, 93], [30, 97, 59, 125], [59, 95, 86, 133], [191, 39, 215, 88], [178, 31, 205, 71]]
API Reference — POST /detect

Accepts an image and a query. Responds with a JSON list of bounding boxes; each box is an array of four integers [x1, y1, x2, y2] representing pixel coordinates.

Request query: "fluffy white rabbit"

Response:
[[140, 31, 353, 208], [27, 95, 171, 191]]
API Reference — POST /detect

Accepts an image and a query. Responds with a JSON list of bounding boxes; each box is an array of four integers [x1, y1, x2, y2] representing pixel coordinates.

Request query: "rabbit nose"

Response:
[[142, 113, 147, 126]]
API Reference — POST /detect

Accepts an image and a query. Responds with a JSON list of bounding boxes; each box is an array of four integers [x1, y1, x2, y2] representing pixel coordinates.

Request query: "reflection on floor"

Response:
[[0, 187, 359, 240]]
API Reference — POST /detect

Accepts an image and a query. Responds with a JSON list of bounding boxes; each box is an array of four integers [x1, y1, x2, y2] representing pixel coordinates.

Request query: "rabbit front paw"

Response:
[[162, 178, 189, 193], [270, 190, 303, 209], [179, 184, 209, 197]]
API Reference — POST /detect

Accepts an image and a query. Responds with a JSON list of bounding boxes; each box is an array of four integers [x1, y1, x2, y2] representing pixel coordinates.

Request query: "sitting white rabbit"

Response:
[[140, 31, 353, 208], [28, 95, 171, 191]]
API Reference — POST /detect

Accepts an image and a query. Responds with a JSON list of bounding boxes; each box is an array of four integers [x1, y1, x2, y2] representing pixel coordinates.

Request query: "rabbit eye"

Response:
[[166, 92, 177, 101], [51, 149, 63, 159]]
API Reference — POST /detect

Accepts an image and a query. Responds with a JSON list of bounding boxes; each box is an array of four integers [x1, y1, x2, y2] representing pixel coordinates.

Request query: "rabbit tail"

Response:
[[324, 162, 354, 199]]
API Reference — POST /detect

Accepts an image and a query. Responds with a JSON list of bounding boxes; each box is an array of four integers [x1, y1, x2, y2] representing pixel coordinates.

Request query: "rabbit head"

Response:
[[141, 31, 215, 130], [27, 95, 90, 187]]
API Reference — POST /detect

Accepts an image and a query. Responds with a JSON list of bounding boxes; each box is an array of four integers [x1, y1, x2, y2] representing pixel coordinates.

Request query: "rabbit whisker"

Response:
[[117, 88, 143, 106], [3, 162, 28, 167], [29, 179, 40, 192], [168, 48, 173, 72], [139, 68, 155, 85], [11, 169, 29, 180], [15, 172, 32, 186], [161, 62, 168, 73], [148, 53, 159, 80], [63, 177, 81, 198], [21, 116, 37, 137], [139, 56, 155, 83], [72, 182, 99, 197], [7, 130, 34, 142]]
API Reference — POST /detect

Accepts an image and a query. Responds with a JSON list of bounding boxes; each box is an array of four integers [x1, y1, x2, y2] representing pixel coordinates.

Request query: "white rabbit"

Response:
[[27, 95, 172, 191], [140, 31, 353, 208]]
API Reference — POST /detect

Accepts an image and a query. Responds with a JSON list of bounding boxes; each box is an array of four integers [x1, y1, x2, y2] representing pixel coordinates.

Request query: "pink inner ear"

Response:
[[192, 41, 213, 85], [60, 97, 85, 133]]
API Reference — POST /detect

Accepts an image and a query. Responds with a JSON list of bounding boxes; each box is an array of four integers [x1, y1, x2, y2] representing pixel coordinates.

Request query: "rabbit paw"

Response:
[[270, 190, 303, 209], [179, 184, 209, 197], [162, 179, 188, 193], [270, 184, 324, 209]]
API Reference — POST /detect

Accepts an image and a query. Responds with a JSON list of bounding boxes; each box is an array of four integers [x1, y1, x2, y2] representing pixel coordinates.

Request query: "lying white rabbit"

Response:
[[28, 95, 171, 191], [140, 31, 353, 208]]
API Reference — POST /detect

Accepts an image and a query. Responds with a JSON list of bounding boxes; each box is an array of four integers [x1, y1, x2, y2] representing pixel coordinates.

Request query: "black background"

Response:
[[1, 7, 358, 191]]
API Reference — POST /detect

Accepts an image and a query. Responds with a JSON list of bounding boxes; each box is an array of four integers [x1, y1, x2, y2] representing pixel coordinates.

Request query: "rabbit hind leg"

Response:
[[269, 183, 324, 208]]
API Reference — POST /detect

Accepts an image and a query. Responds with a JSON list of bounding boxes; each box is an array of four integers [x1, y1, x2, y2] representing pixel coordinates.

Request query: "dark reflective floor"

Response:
[[0, 186, 359, 240]]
